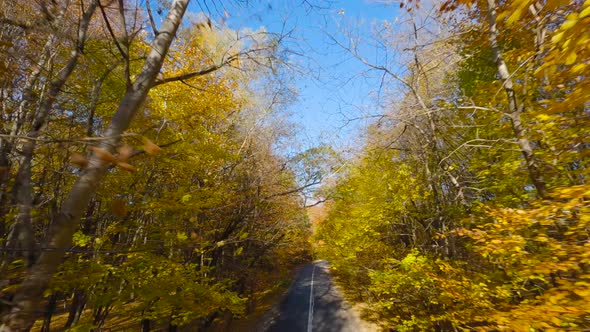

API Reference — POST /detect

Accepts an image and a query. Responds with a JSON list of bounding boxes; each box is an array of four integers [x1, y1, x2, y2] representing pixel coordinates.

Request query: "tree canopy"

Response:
[[1, 0, 589, 331]]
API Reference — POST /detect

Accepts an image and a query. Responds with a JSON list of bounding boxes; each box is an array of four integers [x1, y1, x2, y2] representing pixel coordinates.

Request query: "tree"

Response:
[[2, 1, 317, 330], [1, 0, 190, 329], [316, 0, 590, 330]]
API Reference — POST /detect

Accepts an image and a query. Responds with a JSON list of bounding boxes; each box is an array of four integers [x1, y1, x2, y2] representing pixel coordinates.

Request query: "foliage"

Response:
[[316, 0, 590, 330], [458, 185, 590, 330], [0, 1, 311, 329]]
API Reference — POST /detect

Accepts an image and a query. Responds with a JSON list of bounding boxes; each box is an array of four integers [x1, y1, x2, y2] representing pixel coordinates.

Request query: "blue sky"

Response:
[[187, 0, 402, 151]]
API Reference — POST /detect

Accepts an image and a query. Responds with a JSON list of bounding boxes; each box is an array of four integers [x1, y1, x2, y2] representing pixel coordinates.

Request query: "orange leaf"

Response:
[[117, 144, 133, 162], [117, 162, 137, 172], [91, 147, 116, 163], [69, 153, 88, 168], [143, 138, 161, 155]]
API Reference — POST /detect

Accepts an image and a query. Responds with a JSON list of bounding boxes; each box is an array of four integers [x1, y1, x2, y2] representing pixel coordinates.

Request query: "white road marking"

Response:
[[307, 264, 316, 332]]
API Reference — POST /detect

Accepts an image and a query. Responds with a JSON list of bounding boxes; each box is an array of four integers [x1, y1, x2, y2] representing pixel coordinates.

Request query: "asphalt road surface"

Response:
[[259, 261, 371, 332]]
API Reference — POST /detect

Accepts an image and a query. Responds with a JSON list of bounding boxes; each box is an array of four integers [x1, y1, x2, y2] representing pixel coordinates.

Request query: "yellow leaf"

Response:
[[552, 31, 565, 44], [572, 63, 586, 73], [506, 4, 527, 25], [565, 52, 577, 65], [177, 232, 188, 241], [561, 18, 578, 30]]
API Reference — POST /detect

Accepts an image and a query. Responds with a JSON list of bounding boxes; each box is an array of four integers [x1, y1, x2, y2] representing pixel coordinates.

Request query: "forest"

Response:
[[0, 0, 588, 331], [315, 0, 590, 331], [0, 0, 318, 330]]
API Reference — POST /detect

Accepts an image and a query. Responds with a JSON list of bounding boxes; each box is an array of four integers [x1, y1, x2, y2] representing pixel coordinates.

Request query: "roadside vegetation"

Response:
[[0, 1, 317, 330], [316, 0, 589, 330]]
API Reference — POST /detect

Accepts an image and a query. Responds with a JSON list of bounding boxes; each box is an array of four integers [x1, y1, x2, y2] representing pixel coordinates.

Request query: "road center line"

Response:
[[307, 264, 316, 332]]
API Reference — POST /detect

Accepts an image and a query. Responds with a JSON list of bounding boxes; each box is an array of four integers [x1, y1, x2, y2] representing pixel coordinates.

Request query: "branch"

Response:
[[152, 46, 271, 87], [98, 2, 128, 61], [305, 198, 327, 208], [98, 0, 131, 87], [457, 105, 508, 115], [0, 17, 30, 30], [151, 63, 224, 87], [262, 180, 322, 201], [145, 0, 159, 35], [0, 133, 137, 143], [438, 138, 519, 166]]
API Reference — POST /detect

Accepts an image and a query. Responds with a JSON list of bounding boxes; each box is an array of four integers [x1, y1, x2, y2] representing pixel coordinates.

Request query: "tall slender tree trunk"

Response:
[[0, 32, 57, 254], [486, 0, 548, 198], [63, 289, 86, 329], [2, 0, 98, 273], [0, 1, 190, 330], [141, 318, 151, 332], [39, 292, 58, 332]]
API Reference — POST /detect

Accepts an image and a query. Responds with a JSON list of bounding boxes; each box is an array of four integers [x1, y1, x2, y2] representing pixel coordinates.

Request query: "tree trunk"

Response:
[[64, 289, 86, 329], [0, 32, 57, 269], [91, 305, 112, 331], [141, 318, 151, 332], [0, 0, 190, 330], [2, 0, 98, 272], [485, 0, 548, 198], [39, 293, 58, 332]]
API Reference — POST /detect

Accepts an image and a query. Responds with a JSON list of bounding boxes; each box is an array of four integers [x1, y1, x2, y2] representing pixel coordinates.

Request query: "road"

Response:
[[259, 261, 373, 332]]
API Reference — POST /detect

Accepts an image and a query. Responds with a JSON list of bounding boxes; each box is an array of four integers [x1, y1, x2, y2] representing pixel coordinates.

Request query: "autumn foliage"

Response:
[[316, 0, 590, 330], [0, 1, 311, 330]]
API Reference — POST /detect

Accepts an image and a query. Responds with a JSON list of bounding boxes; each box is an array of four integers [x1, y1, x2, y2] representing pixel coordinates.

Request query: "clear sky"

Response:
[[188, 0, 402, 152]]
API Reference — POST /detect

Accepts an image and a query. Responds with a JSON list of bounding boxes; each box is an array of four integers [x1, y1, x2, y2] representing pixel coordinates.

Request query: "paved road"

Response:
[[259, 261, 371, 332]]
